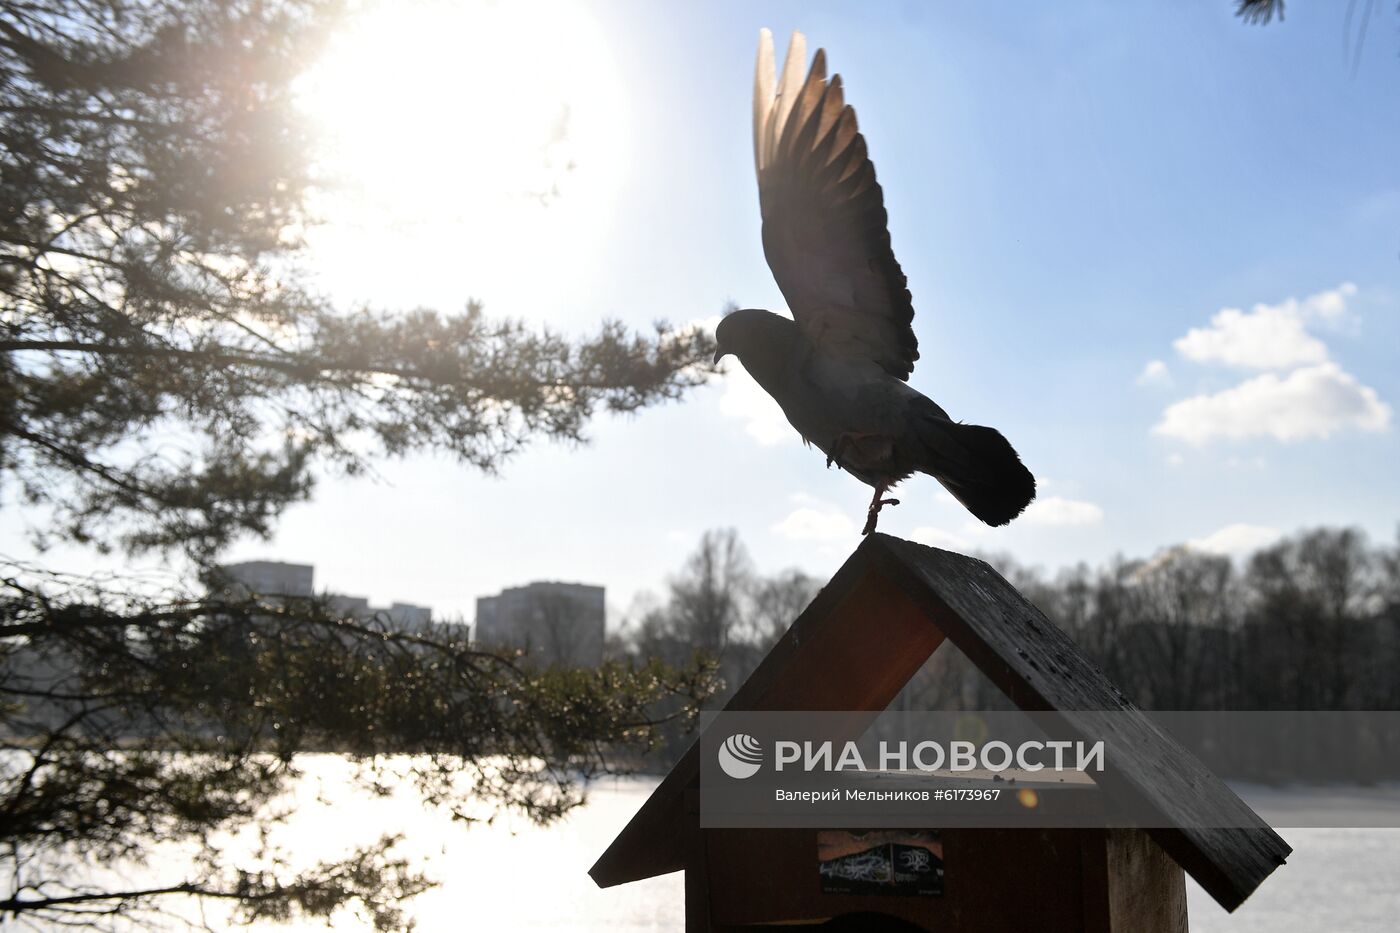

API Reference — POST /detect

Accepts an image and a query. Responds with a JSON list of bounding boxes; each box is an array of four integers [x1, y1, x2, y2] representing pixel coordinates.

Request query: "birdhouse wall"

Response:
[[687, 827, 1186, 933]]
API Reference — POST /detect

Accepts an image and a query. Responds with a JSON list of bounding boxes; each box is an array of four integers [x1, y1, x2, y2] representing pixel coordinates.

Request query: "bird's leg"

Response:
[[861, 481, 901, 536], [826, 434, 851, 470]]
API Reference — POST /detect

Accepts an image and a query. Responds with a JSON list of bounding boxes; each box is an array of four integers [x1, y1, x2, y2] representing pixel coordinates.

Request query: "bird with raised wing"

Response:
[[713, 29, 1036, 537]]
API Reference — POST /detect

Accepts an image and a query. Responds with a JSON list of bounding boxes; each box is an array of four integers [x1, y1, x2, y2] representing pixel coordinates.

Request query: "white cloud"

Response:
[[1135, 359, 1173, 388], [1166, 453, 1185, 468], [1304, 282, 1357, 321], [1188, 523, 1282, 556], [771, 496, 857, 542], [718, 364, 792, 446], [1152, 362, 1391, 444], [1170, 283, 1357, 371], [1152, 284, 1387, 447], [1173, 305, 1328, 370], [1021, 496, 1104, 526], [909, 526, 970, 551]]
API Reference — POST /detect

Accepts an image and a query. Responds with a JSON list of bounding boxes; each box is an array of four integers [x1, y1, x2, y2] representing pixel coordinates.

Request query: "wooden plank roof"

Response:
[[590, 534, 1290, 912]]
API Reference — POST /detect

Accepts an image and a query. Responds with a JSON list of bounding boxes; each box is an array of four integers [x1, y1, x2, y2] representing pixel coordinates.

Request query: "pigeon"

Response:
[[713, 29, 1036, 537]]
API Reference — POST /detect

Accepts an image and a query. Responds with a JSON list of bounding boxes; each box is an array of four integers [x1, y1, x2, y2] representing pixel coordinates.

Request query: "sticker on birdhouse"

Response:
[[817, 830, 943, 896]]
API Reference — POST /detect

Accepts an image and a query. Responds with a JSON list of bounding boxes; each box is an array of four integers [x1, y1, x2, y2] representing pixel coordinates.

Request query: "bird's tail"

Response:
[[916, 413, 1036, 527]]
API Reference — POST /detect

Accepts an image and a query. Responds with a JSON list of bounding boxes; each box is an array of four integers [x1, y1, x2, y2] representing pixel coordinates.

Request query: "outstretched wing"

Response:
[[754, 29, 919, 381]]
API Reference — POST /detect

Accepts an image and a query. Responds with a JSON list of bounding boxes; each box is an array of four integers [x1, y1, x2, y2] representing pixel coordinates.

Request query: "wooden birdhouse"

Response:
[[590, 534, 1290, 931]]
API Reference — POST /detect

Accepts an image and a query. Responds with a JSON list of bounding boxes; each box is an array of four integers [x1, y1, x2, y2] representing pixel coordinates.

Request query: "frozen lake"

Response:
[[176, 758, 1399, 932]]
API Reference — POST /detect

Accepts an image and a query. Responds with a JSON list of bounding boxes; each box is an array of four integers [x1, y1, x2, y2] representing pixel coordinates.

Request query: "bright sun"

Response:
[[298, 0, 630, 316]]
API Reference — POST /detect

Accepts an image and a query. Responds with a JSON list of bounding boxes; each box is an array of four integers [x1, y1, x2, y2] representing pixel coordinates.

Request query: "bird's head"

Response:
[[713, 309, 800, 377]]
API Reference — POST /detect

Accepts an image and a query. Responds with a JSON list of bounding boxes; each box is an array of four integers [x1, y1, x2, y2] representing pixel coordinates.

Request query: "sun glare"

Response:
[[298, 0, 631, 317]]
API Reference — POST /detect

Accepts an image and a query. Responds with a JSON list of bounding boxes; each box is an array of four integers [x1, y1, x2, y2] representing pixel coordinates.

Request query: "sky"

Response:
[[9, 1, 1400, 624]]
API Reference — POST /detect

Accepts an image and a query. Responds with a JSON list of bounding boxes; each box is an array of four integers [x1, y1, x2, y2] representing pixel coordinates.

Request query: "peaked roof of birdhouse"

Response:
[[590, 533, 1290, 912]]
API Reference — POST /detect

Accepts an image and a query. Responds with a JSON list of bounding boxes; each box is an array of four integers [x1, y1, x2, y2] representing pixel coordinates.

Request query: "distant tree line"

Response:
[[619, 525, 1400, 755], [991, 526, 1400, 712]]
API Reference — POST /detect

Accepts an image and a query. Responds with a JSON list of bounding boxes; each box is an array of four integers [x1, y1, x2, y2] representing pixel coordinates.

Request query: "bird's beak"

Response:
[[713, 347, 727, 365]]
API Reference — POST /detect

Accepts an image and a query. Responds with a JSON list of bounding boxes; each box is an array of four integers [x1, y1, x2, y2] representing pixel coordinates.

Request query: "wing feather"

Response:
[[799, 79, 846, 180], [770, 31, 806, 164], [752, 29, 775, 172], [752, 30, 918, 380], [779, 49, 825, 165]]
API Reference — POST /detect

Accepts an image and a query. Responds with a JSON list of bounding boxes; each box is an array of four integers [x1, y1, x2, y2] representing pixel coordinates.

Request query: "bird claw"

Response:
[[861, 498, 901, 536]]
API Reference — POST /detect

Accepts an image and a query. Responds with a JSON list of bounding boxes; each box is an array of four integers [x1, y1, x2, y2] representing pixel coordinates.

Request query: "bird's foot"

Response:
[[861, 496, 901, 536]]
